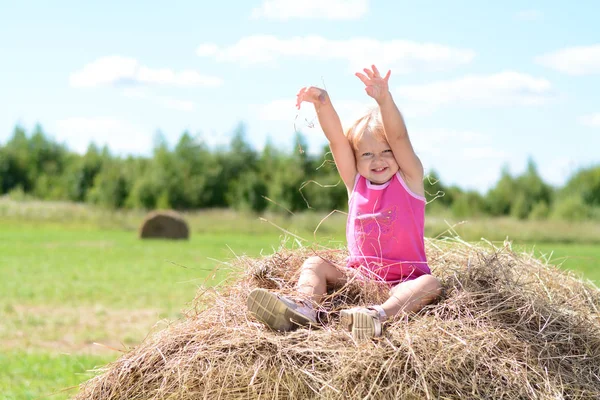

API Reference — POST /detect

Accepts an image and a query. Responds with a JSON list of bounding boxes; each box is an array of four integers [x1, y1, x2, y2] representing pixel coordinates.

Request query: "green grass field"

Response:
[[0, 224, 289, 399], [518, 242, 600, 285], [1, 200, 599, 399]]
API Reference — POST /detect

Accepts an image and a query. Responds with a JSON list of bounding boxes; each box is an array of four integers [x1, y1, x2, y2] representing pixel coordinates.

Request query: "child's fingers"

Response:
[[296, 86, 324, 108], [363, 68, 374, 79], [372, 65, 381, 78], [297, 86, 307, 97], [355, 72, 370, 85], [384, 70, 391, 82], [296, 94, 308, 109], [296, 87, 307, 109]]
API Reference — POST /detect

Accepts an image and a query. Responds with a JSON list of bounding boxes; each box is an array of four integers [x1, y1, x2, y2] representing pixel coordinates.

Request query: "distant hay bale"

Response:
[[75, 239, 600, 399], [139, 210, 189, 240]]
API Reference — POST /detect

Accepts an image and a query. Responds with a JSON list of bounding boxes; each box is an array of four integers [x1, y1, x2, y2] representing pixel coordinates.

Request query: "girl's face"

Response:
[[355, 132, 399, 184]]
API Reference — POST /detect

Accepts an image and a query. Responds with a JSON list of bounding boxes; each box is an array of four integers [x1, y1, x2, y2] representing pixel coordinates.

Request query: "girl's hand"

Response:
[[296, 86, 328, 109], [355, 65, 391, 103]]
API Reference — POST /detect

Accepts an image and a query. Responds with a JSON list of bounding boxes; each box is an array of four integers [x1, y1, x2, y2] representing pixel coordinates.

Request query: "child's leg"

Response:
[[381, 274, 442, 318], [296, 256, 347, 303], [340, 274, 441, 339], [247, 255, 346, 331]]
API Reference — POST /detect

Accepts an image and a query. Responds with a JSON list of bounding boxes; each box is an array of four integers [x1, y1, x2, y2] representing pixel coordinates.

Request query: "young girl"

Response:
[[247, 65, 442, 340]]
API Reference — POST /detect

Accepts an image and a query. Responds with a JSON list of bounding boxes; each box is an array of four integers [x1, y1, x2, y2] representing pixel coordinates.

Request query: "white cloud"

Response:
[[578, 113, 600, 127], [536, 45, 600, 75], [70, 56, 223, 88], [196, 35, 475, 72], [251, 0, 369, 20], [54, 117, 152, 155], [397, 71, 553, 109], [514, 10, 543, 21], [122, 87, 195, 112]]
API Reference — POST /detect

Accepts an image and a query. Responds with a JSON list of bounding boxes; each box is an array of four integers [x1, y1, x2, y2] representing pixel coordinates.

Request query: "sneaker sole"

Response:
[[340, 309, 378, 340], [247, 288, 314, 332]]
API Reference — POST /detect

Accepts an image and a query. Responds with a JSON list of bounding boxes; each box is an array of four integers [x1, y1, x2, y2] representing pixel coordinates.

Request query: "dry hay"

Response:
[[75, 239, 600, 399], [139, 210, 189, 240]]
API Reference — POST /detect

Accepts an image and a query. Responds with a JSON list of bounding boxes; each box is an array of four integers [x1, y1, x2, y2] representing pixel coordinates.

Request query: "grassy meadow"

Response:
[[1, 197, 599, 399]]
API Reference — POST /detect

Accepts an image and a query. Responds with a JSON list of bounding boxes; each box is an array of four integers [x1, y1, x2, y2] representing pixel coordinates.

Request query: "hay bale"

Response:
[[75, 240, 600, 399], [139, 210, 189, 240]]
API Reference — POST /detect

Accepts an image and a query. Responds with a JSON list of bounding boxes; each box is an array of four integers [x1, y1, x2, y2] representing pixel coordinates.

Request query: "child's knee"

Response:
[[300, 256, 344, 283], [301, 256, 328, 272], [391, 274, 442, 299], [421, 274, 443, 300]]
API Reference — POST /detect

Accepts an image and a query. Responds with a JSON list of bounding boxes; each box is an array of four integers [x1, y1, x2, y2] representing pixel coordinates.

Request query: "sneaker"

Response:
[[247, 288, 318, 332], [340, 307, 383, 340]]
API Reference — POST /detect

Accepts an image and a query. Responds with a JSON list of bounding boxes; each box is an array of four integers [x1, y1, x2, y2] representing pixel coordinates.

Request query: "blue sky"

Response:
[[1, 0, 599, 192]]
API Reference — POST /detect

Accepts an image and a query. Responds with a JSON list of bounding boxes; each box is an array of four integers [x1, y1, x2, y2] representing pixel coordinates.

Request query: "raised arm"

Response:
[[355, 65, 424, 193], [296, 87, 357, 193]]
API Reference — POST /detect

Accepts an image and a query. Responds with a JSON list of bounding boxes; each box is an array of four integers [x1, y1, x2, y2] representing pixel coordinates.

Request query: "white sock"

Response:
[[371, 305, 387, 321]]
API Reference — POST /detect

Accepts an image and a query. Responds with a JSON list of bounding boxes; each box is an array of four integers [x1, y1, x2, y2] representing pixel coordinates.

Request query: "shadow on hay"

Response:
[[75, 238, 600, 400]]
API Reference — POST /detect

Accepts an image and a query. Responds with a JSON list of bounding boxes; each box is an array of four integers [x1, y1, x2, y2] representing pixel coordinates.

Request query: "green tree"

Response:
[[66, 144, 106, 202], [529, 201, 550, 220], [515, 158, 553, 220], [424, 170, 452, 208], [486, 166, 517, 216], [215, 124, 258, 208], [451, 190, 485, 218], [551, 195, 591, 221], [126, 174, 158, 209], [173, 132, 220, 208], [297, 145, 347, 211], [28, 125, 68, 180], [1, 125, 32, 193], [226, 171, 269, 212], [87, 160, 129, 209], [561, 165, 600, 208]]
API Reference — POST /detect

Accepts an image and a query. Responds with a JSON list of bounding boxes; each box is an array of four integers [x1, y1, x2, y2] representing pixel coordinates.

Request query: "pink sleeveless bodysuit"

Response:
[[346, 172, 430, 284]]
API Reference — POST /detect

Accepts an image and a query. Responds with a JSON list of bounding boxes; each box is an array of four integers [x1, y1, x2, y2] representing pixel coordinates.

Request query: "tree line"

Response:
[[0, 124, 598, 221]]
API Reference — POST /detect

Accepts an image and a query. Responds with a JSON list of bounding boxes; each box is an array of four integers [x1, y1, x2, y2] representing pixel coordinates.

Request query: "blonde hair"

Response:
[[345, 108, 386, 151]]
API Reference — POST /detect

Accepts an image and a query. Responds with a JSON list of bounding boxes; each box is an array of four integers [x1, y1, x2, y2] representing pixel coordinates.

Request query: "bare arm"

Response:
[[296, 87, 357, 193], [355, 66, 424, 193], [378, 91, 424, 183]]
